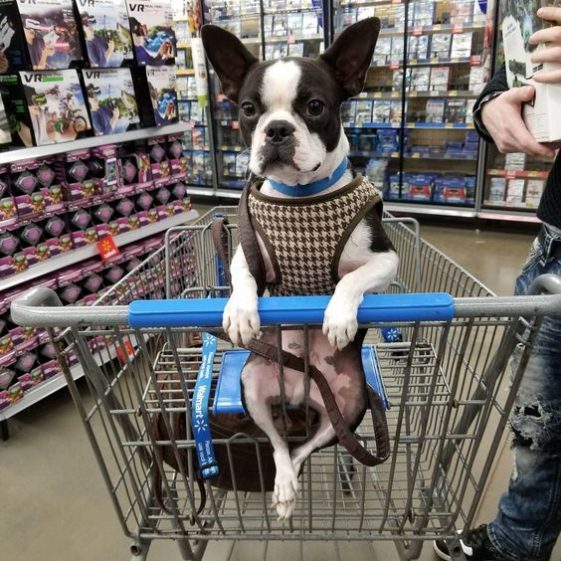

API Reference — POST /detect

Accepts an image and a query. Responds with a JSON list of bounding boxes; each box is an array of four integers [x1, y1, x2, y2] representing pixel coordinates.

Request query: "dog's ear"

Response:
[[201, 24, 258, 103], [320, 17, 380, 99]]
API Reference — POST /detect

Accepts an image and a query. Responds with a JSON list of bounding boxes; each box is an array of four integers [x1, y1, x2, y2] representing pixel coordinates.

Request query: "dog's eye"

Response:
[[307, 99, 324, 116], [241, 102, 256, 117]]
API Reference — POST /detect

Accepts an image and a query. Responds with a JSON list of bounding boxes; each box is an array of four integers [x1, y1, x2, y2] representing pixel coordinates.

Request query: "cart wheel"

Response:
[[130, 542, 148, 561], [337, 450, 355, 494]]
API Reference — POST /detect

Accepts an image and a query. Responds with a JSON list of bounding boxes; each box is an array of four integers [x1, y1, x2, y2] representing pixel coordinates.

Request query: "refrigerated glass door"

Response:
[[204, 0, 262, 191]]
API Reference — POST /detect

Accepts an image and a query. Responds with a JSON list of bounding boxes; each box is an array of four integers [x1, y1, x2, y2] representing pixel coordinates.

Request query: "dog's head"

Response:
[[201, 19, 380, 186]]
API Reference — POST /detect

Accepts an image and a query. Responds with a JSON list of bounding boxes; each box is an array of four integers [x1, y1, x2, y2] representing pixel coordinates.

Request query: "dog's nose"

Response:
[[265, 120, 295, 144]]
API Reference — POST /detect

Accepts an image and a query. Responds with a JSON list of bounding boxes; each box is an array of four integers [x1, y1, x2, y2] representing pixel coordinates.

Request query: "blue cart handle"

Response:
[[128, 293, 454, 329]]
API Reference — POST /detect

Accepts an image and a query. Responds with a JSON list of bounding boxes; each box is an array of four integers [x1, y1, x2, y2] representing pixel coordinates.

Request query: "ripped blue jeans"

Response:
[[489, 226, 561, 561]]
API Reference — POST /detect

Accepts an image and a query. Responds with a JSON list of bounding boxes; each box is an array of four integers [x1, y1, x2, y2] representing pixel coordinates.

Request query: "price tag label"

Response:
[[97, 236, 120, 262], [453, 23, 463, 33], [288, 34, 295, 44], [470, 55, 481, 66], [413, 26, 422, 36], [232, 120, 239, 130], [506, 171, 517, 180]]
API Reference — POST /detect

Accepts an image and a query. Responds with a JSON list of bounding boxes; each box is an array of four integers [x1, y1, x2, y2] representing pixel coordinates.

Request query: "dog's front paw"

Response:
[[322, 294, 359, 351], [271, 463, 299, 521], [223, 293, 260, 346]]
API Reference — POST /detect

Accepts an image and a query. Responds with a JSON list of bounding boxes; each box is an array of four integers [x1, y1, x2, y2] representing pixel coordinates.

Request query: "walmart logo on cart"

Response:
[[194, 384, 208, 432]]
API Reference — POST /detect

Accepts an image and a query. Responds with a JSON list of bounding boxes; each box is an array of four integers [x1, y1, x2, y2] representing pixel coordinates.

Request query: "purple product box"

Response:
[[144, 237, 163, 253], [127, 214, 141, 230], [14, 351, 38, 375], [59, 283, 82, 304], [116, 217, 132, 234], [147, 208, 159, 224], [18, 373, 34, 392], [0, 391, 10, 410], [6, 382, 23, 403], [156, 204, 170, 220], [57, 267, 83, 288], [71, 227, 99, 248], [0, 165, 17, 228], [30, 368, 44, 387], [96, 224, 111, 238], [10, 326, 38, 352], [41, 360, 60, 380], [137, 210, 150, 227], [77, 294, 99, 307]]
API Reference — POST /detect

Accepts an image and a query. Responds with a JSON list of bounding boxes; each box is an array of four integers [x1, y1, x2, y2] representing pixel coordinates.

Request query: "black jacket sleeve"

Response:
[[472, 64, 508, 142]]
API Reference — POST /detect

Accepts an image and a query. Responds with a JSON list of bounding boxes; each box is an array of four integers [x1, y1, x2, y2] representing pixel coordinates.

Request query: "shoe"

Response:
[[433, 524, 506, 561]]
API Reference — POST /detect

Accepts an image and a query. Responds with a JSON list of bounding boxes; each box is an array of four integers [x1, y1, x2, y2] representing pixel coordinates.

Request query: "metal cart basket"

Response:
[[11, 207, 561, 561]]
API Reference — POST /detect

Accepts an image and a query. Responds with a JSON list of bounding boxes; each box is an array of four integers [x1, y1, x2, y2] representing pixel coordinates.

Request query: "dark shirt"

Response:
[[474, 65, 561, 228], [87, 35, 108, 67], [92, 105, 112, 135], [28, 35, 46, 68]]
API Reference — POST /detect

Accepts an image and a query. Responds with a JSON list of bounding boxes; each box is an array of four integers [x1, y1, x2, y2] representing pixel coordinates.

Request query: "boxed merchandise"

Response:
[[301, 12, 319, 35], [390, 36, 404, 62], [525, 179, 544, 208], [0, 94, 10, 144], [373, 36, 391, 66], [127, 0, 176, 65], [426, 99, 445, 123], [410, 67, 430, 91], [0, 165, 16, 228], [0, 73, 33, 146], [372, 100, 391, 123], [502, 0, 561, 141], [505, 152, 526, 171], [488, 178, 506, 205], [430, 34, 451, 60], [354, 100, 372, 127], [340, 100, 355, 124], [272, 14, 287, 36], [411, 0, 434, 26], [236, 151, 249, 178], [20, 69, 91, 145], [223, 152, 237, 176], [10, 157, 63, 218], [56, 148, 101, 203], [450, 32, 472, 59], [16, 0, 83, 69], [145, 65, 178, 126], [0, 0, 27, 73], [82, 68, 140, 136], [506, 178, 526, 206], [390, 100, 404, 123], [408, 35, 430, 61], [450, 0, 473, 25], [468, 66, 485, 93], [287, 13, 303, 35], [287, 42, 304, 57], [406, 174, 433, 201], [429, 66, 450, 92], [445, 99, 467, 123], [387, 173, 409, 200], [433, 175, 467, 204], [76, 0, 134, 67]]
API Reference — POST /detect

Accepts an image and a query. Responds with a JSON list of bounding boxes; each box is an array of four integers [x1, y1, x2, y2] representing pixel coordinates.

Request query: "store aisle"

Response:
[[0, 220, 546, 561]]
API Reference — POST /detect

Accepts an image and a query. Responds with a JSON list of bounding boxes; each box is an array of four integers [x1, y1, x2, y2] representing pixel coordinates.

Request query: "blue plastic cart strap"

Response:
[[129, 293, 455, 329], [191, 332, 219, 480], [212, 346, 389, 416]]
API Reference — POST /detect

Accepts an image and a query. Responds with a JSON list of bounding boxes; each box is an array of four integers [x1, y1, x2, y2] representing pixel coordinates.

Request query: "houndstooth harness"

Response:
[[245, 175, 383, 296]]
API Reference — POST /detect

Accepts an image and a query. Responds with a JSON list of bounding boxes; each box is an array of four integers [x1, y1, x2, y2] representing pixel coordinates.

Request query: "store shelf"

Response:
[[345, 122, 475, 130], [177, 69, 195, 76], [378, 56, 480, 69], [477, 210, 540, 224], [487, 169, 549, 179], [350, 150, 477, 160], [385, 202, 477, 217], [380, 22, 486, 38], [357, 90, 480, 100], [187, 186, 216, 197], [242, 34, 324, 45], [1, 210, 199, 291], [0, 363, 84, 421], [0, 123, 189, 166]]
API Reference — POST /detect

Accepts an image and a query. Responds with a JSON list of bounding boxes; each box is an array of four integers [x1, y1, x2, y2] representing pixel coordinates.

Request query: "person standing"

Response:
[[434, 6, 561, 561]]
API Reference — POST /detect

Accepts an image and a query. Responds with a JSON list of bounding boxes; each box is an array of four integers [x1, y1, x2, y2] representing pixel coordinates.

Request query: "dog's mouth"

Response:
[[258, 142, 298, 175]]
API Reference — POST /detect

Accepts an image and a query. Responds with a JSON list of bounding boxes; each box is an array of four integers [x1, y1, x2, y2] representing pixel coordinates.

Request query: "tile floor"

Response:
[[2, 215, 554, 561]]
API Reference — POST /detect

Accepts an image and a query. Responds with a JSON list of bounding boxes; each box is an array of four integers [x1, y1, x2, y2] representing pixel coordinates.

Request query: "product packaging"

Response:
[[16, 0, 83, 69], [502, 0, 561, 141], [127, 0, 176, 66], [76, 0, 133, 67], [82, 67, 140, 135], [19, 69, 91, 145], [145, 64, 178, 126], [0, 73, 34, 146]]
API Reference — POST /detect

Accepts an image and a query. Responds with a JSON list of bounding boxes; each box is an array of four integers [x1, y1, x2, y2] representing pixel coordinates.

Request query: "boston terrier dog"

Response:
[[201, 18, 399, 520]]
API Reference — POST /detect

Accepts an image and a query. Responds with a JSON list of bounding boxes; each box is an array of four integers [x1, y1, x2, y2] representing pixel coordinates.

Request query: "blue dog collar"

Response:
[[267, 158, 349, 197]]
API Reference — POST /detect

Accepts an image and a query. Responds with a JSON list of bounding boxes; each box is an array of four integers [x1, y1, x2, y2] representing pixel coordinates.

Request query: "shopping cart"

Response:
[[11, 207, 561, 561]]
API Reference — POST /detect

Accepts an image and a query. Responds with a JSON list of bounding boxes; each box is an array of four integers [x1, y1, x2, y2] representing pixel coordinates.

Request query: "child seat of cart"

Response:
[[212, 345, 391, 416]]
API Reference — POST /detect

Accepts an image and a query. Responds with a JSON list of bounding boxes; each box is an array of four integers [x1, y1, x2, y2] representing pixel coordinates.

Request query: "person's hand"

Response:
[[112, 107, 120, 119], [481, 86, 557, 157], [530, 7, 561, 83]]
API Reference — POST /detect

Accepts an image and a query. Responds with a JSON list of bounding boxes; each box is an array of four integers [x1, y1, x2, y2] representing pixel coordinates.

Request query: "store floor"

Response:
[[3, 215, 556, 561]]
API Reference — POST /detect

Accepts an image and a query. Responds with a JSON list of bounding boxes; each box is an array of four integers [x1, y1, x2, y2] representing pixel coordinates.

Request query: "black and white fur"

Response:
[[202, 18, 399, 520]]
